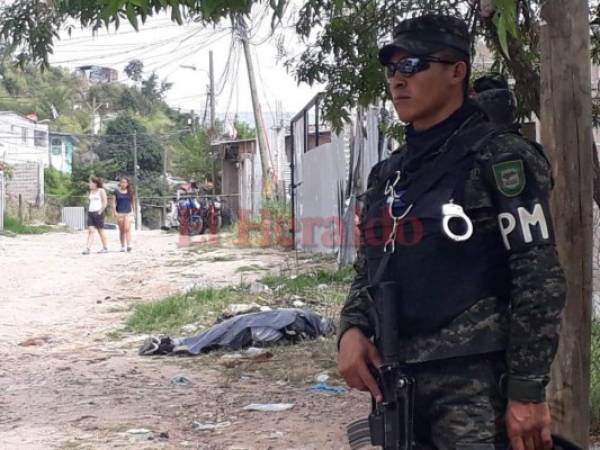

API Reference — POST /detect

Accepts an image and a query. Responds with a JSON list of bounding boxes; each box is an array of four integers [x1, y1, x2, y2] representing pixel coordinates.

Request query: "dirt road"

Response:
[[0, 230, 370, 450]]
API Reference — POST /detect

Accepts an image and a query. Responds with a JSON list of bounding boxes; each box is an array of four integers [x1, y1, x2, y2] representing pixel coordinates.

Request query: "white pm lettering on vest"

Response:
[[497, 203, 549, 251], [518, 203, 550, 243], [498, 213, 517, 250]]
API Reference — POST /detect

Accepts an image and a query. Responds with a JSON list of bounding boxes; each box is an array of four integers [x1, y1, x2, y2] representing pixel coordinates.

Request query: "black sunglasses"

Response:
[[384, 56, 458, 78]]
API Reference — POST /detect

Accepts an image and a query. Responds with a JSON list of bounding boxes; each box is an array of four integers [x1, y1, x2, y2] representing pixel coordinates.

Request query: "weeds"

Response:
[[235, 264, 265, 273], [3, 216, 53, 234], [126, 287, 254, 334]]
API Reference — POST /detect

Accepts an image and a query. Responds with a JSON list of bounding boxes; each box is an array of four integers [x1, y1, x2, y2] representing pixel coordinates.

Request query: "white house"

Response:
[[0, 111, 49, 167]]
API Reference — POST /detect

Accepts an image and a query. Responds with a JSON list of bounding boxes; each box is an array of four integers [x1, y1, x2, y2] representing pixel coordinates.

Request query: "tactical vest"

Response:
[[362, 117, 512, 337]]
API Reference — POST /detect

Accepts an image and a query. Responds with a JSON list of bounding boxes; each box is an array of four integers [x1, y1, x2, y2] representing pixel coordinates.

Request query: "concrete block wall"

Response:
[[5, 162, 43, 205]]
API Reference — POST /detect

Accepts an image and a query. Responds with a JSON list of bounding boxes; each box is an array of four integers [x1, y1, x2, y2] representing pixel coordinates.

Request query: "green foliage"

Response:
[[491, 0, 518, 57], [125, 265, 352, 334], [0, 0, 287, 69], [71, 160, 122, 195], [3, 215, 53, 234], [260, 267, 354, 294], [141, 72, 172, 102], [45, 167, 75, 201], [126, 286, 248, 334], [124, 59, 144, 82], [234, 119, 256, 139], [0, 64, 85, 129], [94, 115, 164, 179], [171, 128, 212, 181]]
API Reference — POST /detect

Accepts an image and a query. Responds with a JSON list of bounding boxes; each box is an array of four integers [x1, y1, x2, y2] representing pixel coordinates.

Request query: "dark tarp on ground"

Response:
[[141, 308, 332, 356]]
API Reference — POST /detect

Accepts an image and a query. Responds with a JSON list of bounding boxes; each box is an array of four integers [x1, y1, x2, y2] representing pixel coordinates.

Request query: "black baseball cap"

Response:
[[379, 14, 471, 65]]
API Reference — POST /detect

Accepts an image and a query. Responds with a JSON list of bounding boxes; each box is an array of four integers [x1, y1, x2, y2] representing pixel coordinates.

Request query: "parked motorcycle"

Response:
[[203, 197, 222, 234], [177, 195, 204, 236]]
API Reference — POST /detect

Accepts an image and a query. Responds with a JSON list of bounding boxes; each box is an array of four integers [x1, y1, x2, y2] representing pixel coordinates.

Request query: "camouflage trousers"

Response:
[[409, 352, 509, 450]]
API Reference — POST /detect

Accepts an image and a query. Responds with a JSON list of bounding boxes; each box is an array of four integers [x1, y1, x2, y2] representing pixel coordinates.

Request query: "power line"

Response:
[[51, 27, 201, 65]]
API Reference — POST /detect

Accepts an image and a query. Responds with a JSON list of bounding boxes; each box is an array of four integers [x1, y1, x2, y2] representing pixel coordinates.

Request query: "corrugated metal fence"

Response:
[[61, 207, 86, 231]]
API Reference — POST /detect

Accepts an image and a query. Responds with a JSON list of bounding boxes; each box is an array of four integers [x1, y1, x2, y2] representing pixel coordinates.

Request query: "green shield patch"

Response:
[[493, 160, 526, 197]]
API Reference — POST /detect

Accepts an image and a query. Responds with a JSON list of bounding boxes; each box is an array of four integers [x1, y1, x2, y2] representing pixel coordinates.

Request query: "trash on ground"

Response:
[[127, 428, 154, 441], [139, 336, 175, 355], [192, 421, 232, 431], [249, 282, 271, 293], [220, 348, 274, 368], [315, 373, 330, 383], [171, 375, 192, 386], [126, 428, 153, 435], [292, 300, 306, 308], [225, 303, 262, 316], [181, 324, 200, 334], [139, 308, 333, 356], [309, 383, 347, 395], [242, 403, 295, 412]]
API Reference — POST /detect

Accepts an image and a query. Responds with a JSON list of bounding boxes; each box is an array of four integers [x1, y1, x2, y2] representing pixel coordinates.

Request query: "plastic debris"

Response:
[[243, 403, 295, 412], [309, 383, 347, 395], [126, 428, 153, 435], [315, 373, 330, 383], [249, 282, 271, 293], [181, 324, 199, 334], [192, 421, 231, 431], [292, 300, 306, 308], [171, 375, 192, 386], [225, 303, 261, 316]]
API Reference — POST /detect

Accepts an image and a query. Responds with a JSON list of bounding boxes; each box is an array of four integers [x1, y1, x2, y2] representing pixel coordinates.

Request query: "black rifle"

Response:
[[347, 281, 415, 450]]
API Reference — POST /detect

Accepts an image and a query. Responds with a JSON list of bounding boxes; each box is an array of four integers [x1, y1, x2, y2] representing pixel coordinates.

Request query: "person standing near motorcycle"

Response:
[[112, 177, 135, 252], [82, 175, 109, 255]]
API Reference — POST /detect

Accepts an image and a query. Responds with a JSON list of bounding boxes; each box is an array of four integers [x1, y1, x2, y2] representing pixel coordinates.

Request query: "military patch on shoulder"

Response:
[[493, 160, 526, 197]]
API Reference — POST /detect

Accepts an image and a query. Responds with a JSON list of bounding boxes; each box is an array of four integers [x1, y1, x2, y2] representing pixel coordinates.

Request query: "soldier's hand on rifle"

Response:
[[338, 327, 383, 402], [506, 400, 553, 450]]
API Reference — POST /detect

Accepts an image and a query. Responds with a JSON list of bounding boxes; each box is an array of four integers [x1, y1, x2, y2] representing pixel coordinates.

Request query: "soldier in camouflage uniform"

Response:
[[337, 15, 566, 450]]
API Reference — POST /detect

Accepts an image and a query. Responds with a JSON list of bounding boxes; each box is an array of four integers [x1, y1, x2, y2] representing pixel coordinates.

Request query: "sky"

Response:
[[48, 4, 322, 124]]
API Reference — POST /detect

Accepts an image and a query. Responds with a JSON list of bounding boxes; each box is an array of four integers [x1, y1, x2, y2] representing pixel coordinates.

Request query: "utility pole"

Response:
[[540, 1, 593, 446], [237, 15, 274, 200], [209, 50, 217, 195], [133, 130, 142, 231], [162, 146, 168, 228]]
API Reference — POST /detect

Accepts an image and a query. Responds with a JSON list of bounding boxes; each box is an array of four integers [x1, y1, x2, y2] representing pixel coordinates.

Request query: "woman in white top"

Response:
[[82, 176, 109, 255]]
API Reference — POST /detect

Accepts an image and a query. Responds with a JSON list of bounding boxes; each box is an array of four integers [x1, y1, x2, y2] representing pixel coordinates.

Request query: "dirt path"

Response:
[[0, 230, 370, 450]]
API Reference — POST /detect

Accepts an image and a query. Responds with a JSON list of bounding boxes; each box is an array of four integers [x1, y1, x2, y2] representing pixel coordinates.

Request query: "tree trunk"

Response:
[[540, 1, 593, 445]]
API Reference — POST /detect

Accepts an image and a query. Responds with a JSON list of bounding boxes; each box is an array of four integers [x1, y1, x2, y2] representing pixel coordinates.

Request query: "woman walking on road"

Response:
[[112, 177, 135, 252], [83, 176, 109, 255]]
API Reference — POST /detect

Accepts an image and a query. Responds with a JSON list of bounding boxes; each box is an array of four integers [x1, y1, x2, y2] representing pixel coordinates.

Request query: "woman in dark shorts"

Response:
[[112, 177, 135, 252], [82, 176, 108, 255]]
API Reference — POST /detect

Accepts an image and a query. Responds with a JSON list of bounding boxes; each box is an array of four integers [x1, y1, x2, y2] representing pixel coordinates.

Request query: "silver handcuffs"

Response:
[[442, 200, 473, 242]]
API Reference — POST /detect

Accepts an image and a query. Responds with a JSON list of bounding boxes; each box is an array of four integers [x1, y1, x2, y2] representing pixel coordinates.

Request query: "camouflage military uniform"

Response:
[[339, 117, 566, 448]]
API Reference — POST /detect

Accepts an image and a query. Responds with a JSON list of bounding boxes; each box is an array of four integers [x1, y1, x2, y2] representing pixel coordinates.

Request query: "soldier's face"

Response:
[[387, 50, 465, 129]]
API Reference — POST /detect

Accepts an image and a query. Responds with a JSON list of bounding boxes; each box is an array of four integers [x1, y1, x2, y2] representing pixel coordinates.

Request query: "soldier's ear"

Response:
[[451, 61, 468, 87]]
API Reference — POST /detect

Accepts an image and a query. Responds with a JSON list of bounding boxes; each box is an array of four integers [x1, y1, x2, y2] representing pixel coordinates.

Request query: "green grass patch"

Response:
[[3, 216, 53, 234], [235, 264, 265, 273], [126, 287, 250, 334], [124, 266, 354, 337], [260, 266, 354, 294]]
